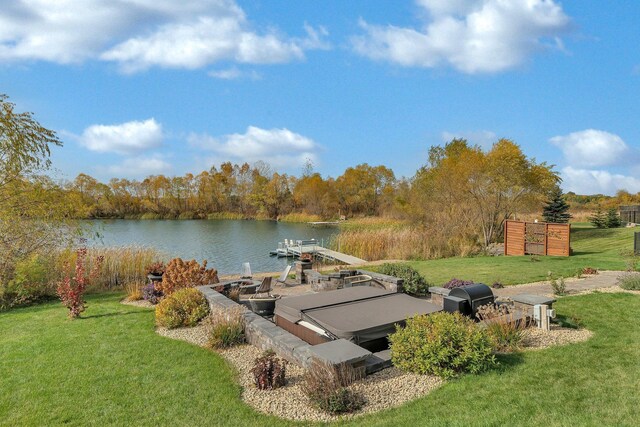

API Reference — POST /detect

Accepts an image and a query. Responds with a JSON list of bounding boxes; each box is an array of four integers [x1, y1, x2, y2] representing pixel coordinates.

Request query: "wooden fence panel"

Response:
[[504, 220, 525, 256], [546, 223, 570, 256], [525, 222, 546, 255], [504, 220, 570, 257]]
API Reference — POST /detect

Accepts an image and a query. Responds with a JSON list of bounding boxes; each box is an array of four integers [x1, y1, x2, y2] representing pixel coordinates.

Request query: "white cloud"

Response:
[[0, 1, 328, 71], [105, 155, 172, 178], [549, 129, 629, 168], [189, 126, 319, 169], [441, 130, 496, 149], [208, 67, 261, 80], [352, 0, 570, 73], [561, 166, 640, 195], [79, 119, 163, 155]]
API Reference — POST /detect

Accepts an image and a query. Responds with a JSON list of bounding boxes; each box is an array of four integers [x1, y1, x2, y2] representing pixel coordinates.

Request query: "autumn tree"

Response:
[[293, 173, 337, 217], [0, 94, 75, 286], [412, 138, 558, 249], [335, 164, 396, 216]]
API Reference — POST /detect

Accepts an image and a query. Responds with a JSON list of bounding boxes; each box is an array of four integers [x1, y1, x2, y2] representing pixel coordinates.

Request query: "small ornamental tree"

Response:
[[605, 207, 622, 228], [589, 208, 607, 229], [158, 258, 219, 296], [542, 186, 571, 223], [56, 247, 103, 319]]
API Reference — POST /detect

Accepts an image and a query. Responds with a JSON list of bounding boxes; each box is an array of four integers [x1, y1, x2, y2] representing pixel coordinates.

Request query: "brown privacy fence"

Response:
[[620, 205, 640, 224], [504, 220, 571, 257]]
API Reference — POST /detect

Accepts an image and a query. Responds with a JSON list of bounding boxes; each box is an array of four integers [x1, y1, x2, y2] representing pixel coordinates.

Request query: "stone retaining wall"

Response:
[[304, 269, 404, 293], [198, 286, 314, 368], [428, 286, 450, 308]]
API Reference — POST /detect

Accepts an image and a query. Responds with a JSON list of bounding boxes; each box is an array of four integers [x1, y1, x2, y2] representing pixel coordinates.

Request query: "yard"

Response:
[[1, 291, 638, 426], [406, 223, 636, 285]]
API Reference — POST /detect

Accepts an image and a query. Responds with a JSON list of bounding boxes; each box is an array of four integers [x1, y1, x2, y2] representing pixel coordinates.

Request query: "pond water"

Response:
[[86, 219, 338, 275]]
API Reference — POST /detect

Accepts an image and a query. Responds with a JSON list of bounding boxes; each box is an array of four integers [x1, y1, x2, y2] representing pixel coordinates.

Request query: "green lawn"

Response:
[[1, 292, 639, 426], [406, 223, 635, 286]]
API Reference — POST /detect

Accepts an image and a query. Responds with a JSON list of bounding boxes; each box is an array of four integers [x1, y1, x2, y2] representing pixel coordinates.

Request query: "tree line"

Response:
[[4, 91, 638, 293], [60, 162, 397, 220]]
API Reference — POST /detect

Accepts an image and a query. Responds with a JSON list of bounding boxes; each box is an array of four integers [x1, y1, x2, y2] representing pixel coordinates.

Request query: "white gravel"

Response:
[[134, 284, 639, 422], [149, 315, 598, 422], [121, 299, 154, 309], [521, 324, 593, 350]]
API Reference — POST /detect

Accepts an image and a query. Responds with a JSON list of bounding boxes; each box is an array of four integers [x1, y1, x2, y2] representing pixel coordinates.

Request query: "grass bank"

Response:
[[404, 224, 635, 286], [1, 292, 638, 426]]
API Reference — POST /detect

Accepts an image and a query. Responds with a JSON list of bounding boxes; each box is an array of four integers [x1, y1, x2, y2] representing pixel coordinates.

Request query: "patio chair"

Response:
[[275, 264, 292, 287], [251, 277, 273, 299]]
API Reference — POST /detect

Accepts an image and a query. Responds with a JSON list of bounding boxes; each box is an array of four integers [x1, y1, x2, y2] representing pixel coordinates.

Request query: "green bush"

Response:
[[389, 312, 496, 379], [617, 274, 640, 290], [0, 254, 54, 310], [155, 288, 210, 329], [549, 275, 566, 296], [205, 306, 245, 348], [377, 263, 430, 296]]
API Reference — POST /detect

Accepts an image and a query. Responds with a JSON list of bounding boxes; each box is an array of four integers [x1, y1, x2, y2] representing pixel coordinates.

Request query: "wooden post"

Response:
[[544, 223, 549, 256], [540, 304, 549, 331]]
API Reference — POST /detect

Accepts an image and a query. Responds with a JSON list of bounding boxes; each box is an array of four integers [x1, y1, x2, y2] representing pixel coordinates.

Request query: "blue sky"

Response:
[[1, 0, 639, 195]]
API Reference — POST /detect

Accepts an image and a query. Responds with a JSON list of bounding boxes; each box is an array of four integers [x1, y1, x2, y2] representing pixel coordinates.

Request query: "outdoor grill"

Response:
[[444, 283, 495, 317]]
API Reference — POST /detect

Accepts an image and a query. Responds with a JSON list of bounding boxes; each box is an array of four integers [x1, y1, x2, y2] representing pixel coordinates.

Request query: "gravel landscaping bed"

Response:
[[154, 322, 442, 422], [121, 299, 154, 309], [569, 286, 640, 297], [152, 314, 596, 422], [522, 324, 593, 350]]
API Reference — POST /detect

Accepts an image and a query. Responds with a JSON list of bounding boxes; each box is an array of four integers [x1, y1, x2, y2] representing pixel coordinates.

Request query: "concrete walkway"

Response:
[[493, 270, 624, 298]]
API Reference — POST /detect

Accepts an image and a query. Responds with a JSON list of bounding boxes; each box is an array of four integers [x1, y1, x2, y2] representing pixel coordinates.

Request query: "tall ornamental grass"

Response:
[[332, 226, 479, 261], [54, 246, 163, 289]]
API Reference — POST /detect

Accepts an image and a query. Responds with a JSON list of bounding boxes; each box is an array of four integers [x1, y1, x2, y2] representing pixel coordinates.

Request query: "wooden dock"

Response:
[[276, 239, 366, 265]]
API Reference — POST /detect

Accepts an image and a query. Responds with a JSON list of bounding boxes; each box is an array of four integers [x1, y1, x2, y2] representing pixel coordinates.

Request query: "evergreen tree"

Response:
[[605, 207, 622, 228], [542, 186, 571, 223], [589, 208, 607, 228]]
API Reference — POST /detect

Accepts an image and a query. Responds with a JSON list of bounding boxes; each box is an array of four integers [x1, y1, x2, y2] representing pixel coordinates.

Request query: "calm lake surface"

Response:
[[86, 219, 338, 275]]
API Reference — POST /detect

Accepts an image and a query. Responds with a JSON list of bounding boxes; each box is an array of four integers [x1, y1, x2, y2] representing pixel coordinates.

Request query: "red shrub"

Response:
[[56, 247, 103, 319]]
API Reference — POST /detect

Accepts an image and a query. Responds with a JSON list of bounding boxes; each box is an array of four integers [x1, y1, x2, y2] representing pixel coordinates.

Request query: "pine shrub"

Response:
[[542, 186, 571, 223], [605, 208, 622, 228], [389, 312, 496, 379], [155, 288, 210, 329], [589, 208, 607, 229]]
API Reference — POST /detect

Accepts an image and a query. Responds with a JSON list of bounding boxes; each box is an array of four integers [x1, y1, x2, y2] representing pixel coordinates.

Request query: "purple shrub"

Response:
[[443, 278, 475, 290], [143, 282, 164, 304]]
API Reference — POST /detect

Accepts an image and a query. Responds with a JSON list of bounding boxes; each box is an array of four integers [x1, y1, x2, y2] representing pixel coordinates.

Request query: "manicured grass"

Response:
[[2, 291, 639, 426], [0, 293, 288, 427], [348, 292, 640, 427], [406, 224, 635, 285]]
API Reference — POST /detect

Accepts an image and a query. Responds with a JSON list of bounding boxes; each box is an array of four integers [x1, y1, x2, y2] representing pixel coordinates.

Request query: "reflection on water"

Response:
[[85, 219, 338, 275]]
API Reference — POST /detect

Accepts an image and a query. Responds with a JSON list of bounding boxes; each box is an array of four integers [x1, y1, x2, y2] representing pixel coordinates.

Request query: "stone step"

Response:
[[365, 349, 393, 374]]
